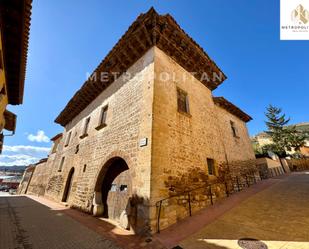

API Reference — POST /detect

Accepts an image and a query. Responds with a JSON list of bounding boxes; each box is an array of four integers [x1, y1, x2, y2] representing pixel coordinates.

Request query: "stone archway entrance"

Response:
[[94, 157, 132, 228], [62, 167, 74, 202]]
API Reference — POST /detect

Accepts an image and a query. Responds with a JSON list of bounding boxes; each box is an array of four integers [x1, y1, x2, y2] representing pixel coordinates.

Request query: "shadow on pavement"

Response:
[[0, 195, 163, 249]]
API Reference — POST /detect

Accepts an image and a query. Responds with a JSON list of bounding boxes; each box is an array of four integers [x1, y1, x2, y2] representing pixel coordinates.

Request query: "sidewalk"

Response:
[[25, 195, 165, 249], [156, 172, 309, 249], [154, 176, 283, 248], [0, 195, 121, 249]]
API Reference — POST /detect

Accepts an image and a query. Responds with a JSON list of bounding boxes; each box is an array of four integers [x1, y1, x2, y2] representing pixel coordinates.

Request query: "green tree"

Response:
[[285, 126, 307, 152], [264, 105, 307, 157], [265, 105, 290, 157]]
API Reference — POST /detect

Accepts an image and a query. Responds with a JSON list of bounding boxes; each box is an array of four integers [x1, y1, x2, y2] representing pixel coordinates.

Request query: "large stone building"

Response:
[[0, 0, 32, 152], [19, 8, 256, 233]]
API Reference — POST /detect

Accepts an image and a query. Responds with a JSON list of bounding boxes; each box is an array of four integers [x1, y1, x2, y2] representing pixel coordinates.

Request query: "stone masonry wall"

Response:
[[42, 48, 155, 232], [18, 167, 35, 194], [214, 106, 255, 163], [149, 47, 256, 231], [26, 159, 54, 197]]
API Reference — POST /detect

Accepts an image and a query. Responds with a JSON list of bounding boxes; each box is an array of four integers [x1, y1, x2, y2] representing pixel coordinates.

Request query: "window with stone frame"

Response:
[[96, 105, 108, 130], [207, 158, 215, 175], [230, 120, 238, 138], [177, 88, 190, 114], [58, 157, 65, 172], [80, 117, 90, 138], [64, 131, 72, 147]]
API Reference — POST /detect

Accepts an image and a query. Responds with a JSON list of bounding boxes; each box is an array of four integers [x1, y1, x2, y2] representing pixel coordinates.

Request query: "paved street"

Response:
[[178, 172, 309, 249], [2, 172, 309, 249], [0, 195, 121, 249]]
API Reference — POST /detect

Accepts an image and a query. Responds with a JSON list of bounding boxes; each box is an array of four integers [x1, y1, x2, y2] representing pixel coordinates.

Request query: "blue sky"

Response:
[[2, 0, 308, 166]]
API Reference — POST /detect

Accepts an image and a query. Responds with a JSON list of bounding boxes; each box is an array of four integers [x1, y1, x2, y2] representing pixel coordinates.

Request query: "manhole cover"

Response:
[[238, 238, 268, 249]]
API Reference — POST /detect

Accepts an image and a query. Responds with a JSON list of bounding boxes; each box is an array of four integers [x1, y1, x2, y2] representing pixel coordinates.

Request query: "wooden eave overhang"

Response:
[[25, 165, 35, 171], [35, 158, 48, 165], [50, 133, 63, 142], [213, 97, 252, 123], [0, 0, 32, 105], [4, 109, 16, 132], [55, 7, 227, 126]]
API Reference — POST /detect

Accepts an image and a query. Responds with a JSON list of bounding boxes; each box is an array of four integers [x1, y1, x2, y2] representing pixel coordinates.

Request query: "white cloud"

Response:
[[27, 130, 50, 143], [3, 145, 50, 154], [0, 154, 39, 166], [0, 145, 50, 167]]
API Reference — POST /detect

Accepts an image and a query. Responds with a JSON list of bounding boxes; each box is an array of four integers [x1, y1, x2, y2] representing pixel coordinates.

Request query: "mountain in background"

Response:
[[0, 166, 26, 172]]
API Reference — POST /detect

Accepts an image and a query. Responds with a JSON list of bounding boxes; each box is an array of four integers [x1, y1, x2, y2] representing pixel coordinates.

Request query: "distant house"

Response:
[[252, 122, 309, 157], [0, 175, 22, 189]]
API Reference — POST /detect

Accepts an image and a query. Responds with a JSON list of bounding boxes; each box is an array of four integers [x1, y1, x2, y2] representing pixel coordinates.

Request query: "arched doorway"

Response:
[[62, 167, 75, 202], [94, 157, 132, 225]]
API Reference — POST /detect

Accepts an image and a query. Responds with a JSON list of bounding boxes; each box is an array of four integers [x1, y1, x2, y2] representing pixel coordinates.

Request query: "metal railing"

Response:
[[155, 173, 260, 233]]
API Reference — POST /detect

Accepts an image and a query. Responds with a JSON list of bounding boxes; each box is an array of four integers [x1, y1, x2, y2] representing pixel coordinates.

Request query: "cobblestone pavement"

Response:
[[178, 172, 309, 249], [0, 195, 121, 249]]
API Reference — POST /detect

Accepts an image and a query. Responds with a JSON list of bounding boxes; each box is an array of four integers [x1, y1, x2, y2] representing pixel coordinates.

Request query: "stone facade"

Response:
[[149, 48, 256, 230], [46, 48, 154, 233], [18, 165, 35, 195], [26, 159, 51, 196], [18, 9, 257, 234], [151, 47, 255, 193]]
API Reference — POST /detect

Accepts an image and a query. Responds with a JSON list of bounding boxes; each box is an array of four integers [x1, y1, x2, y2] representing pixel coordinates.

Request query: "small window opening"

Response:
[[120, 185, 128, 192], [177, 88, 190, 114], [80, 117, 90, 138], [58, 157, 65, 172], [207, 158, 215, 175], [65, 131, 72, 147], [230, 121, 238, 137]]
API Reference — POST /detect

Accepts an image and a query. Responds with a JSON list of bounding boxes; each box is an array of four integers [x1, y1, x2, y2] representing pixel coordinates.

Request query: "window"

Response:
[[120, 185, 128, 192], [207, 158, 215, 175], [177, 88, 190, 114], [80, 117, 90, 138], [96, 105, 108, 130], [65, 131, 72, 147], [83, 164, 87, 172], [230, 121, 238, 138], [75, 144, 79, 154], [58, 157, 65, 172]]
